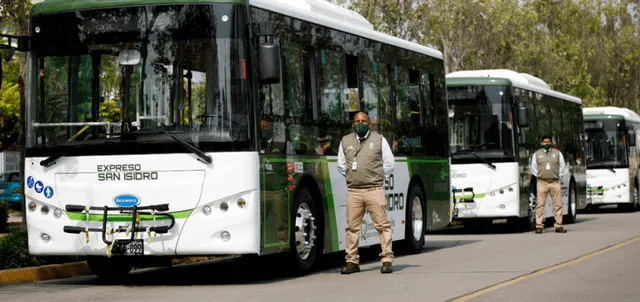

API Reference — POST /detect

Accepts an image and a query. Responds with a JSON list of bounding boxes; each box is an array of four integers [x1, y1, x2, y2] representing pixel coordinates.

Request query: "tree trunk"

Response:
[[16, 0, 27, 228]]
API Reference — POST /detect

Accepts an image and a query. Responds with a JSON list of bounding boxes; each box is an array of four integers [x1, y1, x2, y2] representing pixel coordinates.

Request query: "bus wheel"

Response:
[[87, 256, 132, 281], [400, 184, 425, 255], [564, 182, 577, 224], [289, 187, 320, 275]]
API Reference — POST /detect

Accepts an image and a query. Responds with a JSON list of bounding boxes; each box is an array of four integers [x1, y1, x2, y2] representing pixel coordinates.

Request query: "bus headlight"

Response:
[[54, 208, 62, 219], [221, 231, 230, 241], [28, 202, 37, 212], [203, 206, 212, 215], [237, 198, 246, 208], [220, 202, 229, 212]]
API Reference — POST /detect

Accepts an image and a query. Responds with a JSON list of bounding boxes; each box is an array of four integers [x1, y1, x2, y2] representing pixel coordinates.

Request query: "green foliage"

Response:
[[0, 201, 8, 234], [0, 229, 39, 270], [0, 229, 81, 270], [337, 0, 640, 111]]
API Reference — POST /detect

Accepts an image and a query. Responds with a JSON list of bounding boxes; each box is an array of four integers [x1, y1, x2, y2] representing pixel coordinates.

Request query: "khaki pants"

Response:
[[536, 179, 563, 229], [265, 190, 288, 242], [345, 187, 394, 265]]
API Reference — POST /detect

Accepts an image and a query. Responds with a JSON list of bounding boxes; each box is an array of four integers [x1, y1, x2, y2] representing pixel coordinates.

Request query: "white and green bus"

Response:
[[583, 106, 640, 211], [1, 0, 452, 279], [447, 69, 588, 231]]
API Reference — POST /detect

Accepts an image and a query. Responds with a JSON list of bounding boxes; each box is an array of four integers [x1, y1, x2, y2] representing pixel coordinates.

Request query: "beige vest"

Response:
[[341, 131, 384, 188], [534, 148, 561, 180]]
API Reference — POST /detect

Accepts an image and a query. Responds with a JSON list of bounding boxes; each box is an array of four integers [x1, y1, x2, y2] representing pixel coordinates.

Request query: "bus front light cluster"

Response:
[[198, 191, 252, 216], [488, 184, 517, 197], [28, 201, 63, 219]]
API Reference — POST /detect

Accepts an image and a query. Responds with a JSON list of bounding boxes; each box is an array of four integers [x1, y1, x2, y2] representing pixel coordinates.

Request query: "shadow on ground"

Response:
[[428, 214, 603, 236], [45, 237, 482, 286]]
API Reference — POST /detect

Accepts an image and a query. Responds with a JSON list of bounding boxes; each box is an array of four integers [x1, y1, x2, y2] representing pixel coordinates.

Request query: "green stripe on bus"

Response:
[[66, 209, 192, 222], [321, 159, 340, 252], [396, 159, 448, 163], [264, 242, 288, 248]]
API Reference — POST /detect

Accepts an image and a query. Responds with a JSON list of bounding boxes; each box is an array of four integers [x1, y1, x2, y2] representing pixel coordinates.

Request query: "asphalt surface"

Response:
[[2, 205, 640, 302]]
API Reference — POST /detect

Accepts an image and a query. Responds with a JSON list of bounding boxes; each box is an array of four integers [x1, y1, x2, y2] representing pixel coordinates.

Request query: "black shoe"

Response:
[[555, 227, 567, 233], [381, 262, 393, 274], [535, 228, 543, 234], [340, 262, 360, 274]]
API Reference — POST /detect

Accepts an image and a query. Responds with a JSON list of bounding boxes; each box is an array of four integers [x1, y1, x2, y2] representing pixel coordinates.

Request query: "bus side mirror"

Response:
[[258, 43, 281, 85], [517, 106, 529, 128], [629, 131, 636, 147]]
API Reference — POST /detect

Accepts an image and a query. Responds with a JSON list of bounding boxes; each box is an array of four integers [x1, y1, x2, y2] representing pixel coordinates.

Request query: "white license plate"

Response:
[[112, 239, 144, 256], [492, 218, 508, 224]]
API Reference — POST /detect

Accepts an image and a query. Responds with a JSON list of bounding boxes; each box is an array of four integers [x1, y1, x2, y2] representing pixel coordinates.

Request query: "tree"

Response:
[[1, 0, 30, 226]]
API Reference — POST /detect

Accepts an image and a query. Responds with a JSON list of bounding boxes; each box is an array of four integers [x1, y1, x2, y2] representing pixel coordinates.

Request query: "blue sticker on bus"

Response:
[[113, 194, 140, 207], [27, 176, 34, 189], [43, 186, 54, 199], [34, 181, 44, 194]]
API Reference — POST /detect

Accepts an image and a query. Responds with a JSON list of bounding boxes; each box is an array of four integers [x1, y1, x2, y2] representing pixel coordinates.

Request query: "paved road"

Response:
[[2, 205, 640, 302]]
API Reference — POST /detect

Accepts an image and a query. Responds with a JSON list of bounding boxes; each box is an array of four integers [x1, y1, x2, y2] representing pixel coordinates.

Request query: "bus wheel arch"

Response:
[[288, 175, 324, 275], [398, 176, 426, 255]]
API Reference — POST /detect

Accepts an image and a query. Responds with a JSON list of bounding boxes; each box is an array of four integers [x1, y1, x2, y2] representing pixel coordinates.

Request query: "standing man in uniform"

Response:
[[337, 111, 395, 274], [530, 135, 567, 234]]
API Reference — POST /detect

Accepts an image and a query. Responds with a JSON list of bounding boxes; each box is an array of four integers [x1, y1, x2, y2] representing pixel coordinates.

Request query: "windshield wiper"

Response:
[[40, 143, 88, 167], [166, 134, 212, 164], [471, 152, 497, 170], [121, 131, 212, 164], [454, 149, 497, 170]]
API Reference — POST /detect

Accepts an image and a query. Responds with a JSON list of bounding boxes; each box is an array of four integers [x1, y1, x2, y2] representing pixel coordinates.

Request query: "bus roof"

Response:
[[583, 106, 640, 123], [30, 0, 444, 61], [446, 69, 582, 105], [31, 0, 247, 16], [250, 0, 442, 60]]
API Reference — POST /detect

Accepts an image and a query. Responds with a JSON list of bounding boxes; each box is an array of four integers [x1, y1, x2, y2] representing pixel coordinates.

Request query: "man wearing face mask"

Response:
[[337, 111, 395, 274], [259, 117, 294, 247], [259, 117, 294, 155], [530, 135, 567, 234]]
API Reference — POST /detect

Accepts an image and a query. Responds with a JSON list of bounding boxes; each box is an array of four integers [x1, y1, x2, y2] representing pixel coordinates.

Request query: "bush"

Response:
[[0, 201, 8, 233], [0, 229, 81, 270]]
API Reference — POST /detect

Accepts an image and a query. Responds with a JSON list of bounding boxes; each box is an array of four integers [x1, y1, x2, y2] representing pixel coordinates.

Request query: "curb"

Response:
[[0, 257, 217, 285], [0, 261, 91, 285]]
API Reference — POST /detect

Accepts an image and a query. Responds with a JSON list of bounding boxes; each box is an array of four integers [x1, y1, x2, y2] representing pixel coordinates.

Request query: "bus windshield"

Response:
[[26, 3, 251, 155], [448, 85, 514, 163], [585, 119, 629, 169]]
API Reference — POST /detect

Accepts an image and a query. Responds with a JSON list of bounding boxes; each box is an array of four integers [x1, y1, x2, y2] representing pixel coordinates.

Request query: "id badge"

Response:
[[352, 160, 357, 171], [546, 162, 550, 170]]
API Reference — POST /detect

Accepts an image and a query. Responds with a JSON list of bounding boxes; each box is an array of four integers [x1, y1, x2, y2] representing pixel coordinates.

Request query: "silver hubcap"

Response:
[[412, 196, 424, 241], [570, 188, 576, 218], [294, 202, 316, 260]]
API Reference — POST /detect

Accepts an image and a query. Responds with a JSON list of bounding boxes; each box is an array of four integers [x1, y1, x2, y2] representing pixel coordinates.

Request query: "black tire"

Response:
[[399, 184, 426, 254], [516, 196, 536, 232], [287, 187, 321, 275], [564, 182, 577, 224], [623, 182, 640, 212], [87, 256, 132, 281]]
